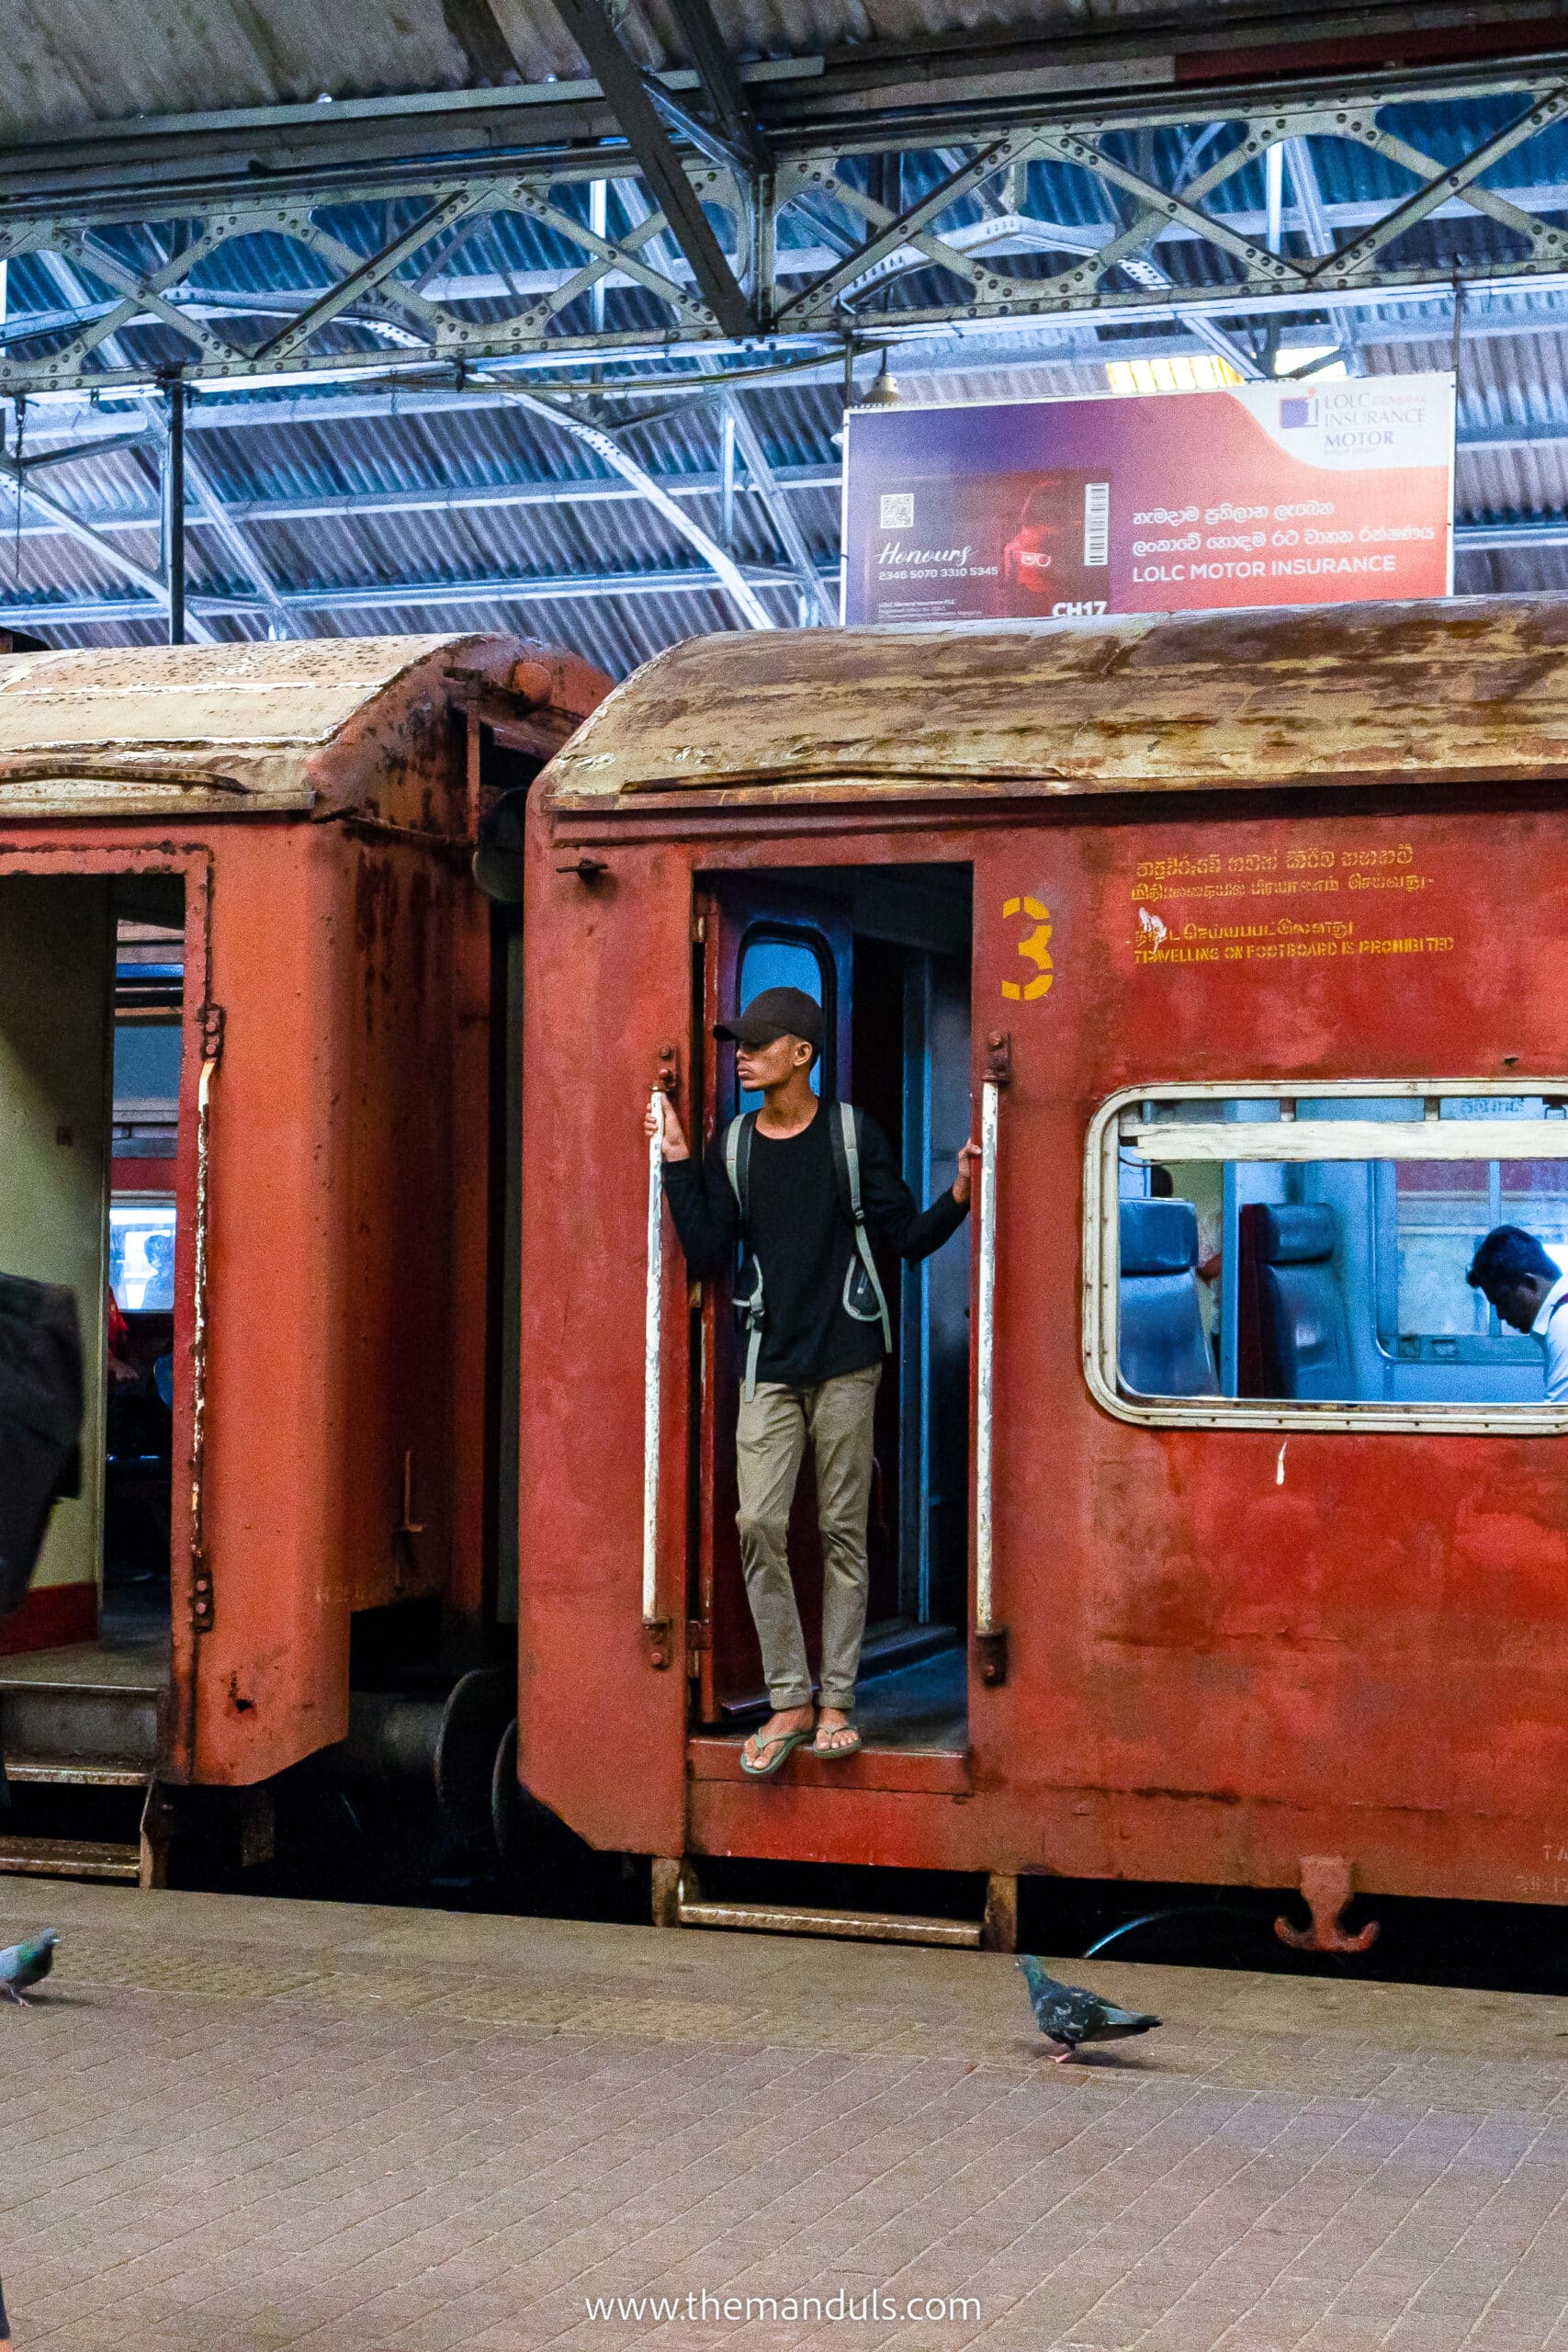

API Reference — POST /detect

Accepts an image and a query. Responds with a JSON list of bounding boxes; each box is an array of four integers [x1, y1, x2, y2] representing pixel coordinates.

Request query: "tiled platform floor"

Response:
[[1, 1883, 1566, 2351]]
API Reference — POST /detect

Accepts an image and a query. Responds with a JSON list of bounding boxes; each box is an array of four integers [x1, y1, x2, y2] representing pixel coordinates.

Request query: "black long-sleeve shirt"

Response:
[[665, 1102, 968, 1386]]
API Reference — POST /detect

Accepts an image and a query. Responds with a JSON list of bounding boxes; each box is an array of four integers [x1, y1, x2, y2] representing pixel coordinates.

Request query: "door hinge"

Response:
[[189, 1553, 215, 1634], [199, 1002, 226, 1064]]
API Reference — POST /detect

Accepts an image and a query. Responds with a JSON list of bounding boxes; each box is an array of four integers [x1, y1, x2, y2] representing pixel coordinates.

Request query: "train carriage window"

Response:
[[109, 1199, 177, 1312], [1088, 1086, 1568, 1430]]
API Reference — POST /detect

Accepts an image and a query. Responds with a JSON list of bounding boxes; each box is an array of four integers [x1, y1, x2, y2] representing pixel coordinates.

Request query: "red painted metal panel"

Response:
[[516, 831, 694, 1858], [686, 1734, 968, 1795], [190, 818, 516, 1781], [521, 773, 1568, 1911]]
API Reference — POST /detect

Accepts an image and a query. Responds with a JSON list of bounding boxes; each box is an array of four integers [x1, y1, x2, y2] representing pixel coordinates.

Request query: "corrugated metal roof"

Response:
[[1, 2, 514, 136], [2, 0, 1273, 136]]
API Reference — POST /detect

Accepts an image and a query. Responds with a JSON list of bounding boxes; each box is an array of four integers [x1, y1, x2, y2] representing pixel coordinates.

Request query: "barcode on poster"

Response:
[[1083, 481, 1110, 566]]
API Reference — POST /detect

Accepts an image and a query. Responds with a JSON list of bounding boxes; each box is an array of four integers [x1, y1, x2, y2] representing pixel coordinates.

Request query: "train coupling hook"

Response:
[[1275, 1856, 1381, 1954]]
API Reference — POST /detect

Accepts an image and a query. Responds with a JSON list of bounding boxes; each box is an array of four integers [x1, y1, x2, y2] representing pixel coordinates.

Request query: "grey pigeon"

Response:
[[0, 1928, 58, 2007], [1017, 1956, 1160, 2063]]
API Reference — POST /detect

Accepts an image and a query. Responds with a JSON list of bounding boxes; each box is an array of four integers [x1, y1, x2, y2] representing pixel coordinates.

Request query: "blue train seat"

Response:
[[1118, 1198, 1217, 1396], [1255, 1204, 1350, 1399]]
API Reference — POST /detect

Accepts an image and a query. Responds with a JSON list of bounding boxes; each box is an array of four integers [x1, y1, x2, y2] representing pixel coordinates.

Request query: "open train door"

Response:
[[689, 880, 853, 1724], [687, 868, 973, 1737]]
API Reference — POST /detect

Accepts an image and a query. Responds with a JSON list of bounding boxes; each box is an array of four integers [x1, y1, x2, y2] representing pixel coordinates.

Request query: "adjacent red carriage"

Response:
[[0, 634, 604, 1883]]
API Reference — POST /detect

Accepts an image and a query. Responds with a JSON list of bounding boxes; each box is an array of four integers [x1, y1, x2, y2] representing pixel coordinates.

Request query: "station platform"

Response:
[[1, 1885, 1565, 2351]]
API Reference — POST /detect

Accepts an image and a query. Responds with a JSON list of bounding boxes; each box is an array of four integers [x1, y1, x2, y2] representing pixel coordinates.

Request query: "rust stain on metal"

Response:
[[543, 595, 1568, 811], [354, 852, 400, 1035]]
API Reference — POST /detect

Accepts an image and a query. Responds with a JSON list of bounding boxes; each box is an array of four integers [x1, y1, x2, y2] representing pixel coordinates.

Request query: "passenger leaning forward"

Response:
[[1467, 1225, 1568, 1398], [647, 987, 977, 1776]]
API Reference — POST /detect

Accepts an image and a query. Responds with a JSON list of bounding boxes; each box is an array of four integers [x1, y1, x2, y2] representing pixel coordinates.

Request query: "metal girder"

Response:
[[720, 393, 836, 625], [0, 454, 178, 609], [0, 461, 840, 542], [665, 0, 772, 178], [33, 250, 290, 637], [24, 251, 217, 643], [1282, 135, 1363, 375], [1, 58, 1568, 390], [18, 427, 151, 469], [543, 0, 756, 336], [0, 561, 820, 629], [500, 384, 774, 628]]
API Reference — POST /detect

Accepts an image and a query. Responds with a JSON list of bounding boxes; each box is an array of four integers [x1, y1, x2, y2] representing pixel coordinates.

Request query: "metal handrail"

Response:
[[186, 1046, 220, 1637], [975, 1074, 1000, 1637], [642, 1089, 664, 1627]]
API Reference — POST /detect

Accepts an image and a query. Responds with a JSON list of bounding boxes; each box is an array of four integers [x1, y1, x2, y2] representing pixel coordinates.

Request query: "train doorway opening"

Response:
[[0, 869, 186, 1879], [691, 864, 973, 1755]]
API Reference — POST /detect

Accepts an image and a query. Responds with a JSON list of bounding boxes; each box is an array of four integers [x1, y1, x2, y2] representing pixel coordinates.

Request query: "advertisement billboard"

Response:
[[842, 372, 1454, 626]]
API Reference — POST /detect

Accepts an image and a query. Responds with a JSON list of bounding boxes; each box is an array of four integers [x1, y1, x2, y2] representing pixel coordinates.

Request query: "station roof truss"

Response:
[[3, 0, 1568, 665], [6, 52, 1568, 388]]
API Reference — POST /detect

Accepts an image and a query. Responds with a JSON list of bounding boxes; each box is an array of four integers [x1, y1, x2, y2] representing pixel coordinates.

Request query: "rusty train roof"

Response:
[[542, 594, 1568, 816], [0, 633, 606, 824]]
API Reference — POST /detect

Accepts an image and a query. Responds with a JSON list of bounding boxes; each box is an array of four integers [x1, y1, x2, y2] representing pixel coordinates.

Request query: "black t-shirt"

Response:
[[664, 1102, 967, 1386]]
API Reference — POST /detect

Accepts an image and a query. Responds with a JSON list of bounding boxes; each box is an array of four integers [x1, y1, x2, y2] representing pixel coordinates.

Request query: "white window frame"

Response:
[[1084, 1078, 1568, 1435]]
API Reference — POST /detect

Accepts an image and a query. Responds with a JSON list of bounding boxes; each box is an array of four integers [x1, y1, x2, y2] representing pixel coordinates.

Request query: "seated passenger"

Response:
[[1466, 1225, 1568, 1399]]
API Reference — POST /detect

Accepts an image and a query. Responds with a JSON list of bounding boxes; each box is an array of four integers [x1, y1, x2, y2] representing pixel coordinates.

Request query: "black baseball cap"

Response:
[[714, 986, 824, 1053]]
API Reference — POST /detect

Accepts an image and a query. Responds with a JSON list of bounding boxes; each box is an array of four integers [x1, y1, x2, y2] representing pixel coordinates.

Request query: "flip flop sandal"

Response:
[[813, 1724, 862, 1760], [739, 1724, 815, 1779]]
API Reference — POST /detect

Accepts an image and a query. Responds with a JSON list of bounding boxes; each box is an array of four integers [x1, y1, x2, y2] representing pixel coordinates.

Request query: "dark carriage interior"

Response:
[[106, 908, 184, 1634], [700, 865, 974, 1753]]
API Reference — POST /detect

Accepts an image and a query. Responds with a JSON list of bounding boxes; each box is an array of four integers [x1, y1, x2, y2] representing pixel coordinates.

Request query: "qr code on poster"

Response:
[[880, 492, 914, 529]]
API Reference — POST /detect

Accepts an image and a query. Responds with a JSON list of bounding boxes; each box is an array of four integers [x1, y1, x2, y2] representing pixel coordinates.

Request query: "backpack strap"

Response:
[[723, 1112, 754, 1233], [830, 1102, 893, 1353], [723, 1113, 764, 1399]]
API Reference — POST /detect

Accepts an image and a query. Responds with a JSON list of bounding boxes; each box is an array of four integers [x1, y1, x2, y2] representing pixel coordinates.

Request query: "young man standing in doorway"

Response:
[[648, 986, 977, 1773]]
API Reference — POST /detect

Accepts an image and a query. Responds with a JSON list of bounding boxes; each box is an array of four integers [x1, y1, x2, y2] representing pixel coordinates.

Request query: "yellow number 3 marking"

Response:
[[1001, 895, 1055, 1001]]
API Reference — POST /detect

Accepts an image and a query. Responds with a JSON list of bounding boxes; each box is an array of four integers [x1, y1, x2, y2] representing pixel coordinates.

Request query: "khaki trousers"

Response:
[[735, 1364, 881, 1711]]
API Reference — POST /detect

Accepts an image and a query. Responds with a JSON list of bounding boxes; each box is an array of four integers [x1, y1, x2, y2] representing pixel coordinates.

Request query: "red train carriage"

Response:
[[0, 634, 604, 1883], [517, 595, 1568, 1952]]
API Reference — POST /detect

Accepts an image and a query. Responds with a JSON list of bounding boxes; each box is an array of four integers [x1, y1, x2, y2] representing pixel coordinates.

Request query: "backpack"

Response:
[[722, 1102, 892, 1398]]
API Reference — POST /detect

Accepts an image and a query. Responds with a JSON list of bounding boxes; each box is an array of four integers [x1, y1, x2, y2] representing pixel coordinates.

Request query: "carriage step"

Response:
[[657, 1861, 1016, 1951], [0, 1683, 160, 1768], [675, 1886, 981, 1949], [2, 1753, 150, 1790], [0, 1834, 141, 1883]]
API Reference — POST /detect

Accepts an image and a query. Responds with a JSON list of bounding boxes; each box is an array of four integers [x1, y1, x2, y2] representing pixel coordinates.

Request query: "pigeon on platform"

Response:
[[1017, 1956, 1161, 2063], [0, 1928, 58, 2007]]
